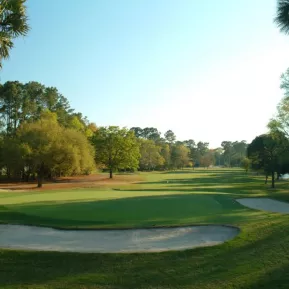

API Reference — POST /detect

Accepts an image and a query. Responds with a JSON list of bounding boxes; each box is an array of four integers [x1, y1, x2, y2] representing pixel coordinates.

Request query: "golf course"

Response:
[[1, 168, 289, 288]]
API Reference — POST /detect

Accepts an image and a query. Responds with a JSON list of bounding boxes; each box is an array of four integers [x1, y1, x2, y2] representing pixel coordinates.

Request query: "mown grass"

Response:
[[0, 168, 289, 288]]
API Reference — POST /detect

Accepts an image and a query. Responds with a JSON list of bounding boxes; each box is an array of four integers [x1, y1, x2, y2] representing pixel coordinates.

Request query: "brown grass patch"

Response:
[[0, 173, 143, 192]]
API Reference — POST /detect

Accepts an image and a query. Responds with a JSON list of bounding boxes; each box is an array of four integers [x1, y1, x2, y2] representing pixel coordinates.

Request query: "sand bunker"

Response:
[[0, 224, 239, 253], [236, 198, 289, 214]]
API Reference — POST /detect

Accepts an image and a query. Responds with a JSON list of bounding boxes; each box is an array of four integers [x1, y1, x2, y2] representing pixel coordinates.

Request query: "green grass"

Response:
[[1, 168, 289, 288]]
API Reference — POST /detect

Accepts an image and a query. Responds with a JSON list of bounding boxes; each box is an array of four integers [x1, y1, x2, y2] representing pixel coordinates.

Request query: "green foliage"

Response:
[[221, 141, 247, 167], [139, 139, 164, 170], [91, 126, 140, 178], [0, 0, 29, 67], [275, 0, 289, 35], [241, 157, 251, 173], [7, 111, 96, 187], [0, 81, 92, 136], [142, 127, 161, 142], [164, 129, 176, 144], [160, 143, 171, 169], [199, 151, 215, 168], [130, 127, 143, 138], [247, 133, 288, 188], [170, 144, 190, 169]]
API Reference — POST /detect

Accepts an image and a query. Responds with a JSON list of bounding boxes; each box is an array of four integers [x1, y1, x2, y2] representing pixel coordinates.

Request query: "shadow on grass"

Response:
[[0, 191, 271, 230]]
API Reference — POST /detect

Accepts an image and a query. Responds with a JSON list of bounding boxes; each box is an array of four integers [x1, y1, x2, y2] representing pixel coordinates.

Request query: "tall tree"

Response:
[[0, 0, 29, 67], [0, 81, 24, 134], [130, 127, 143, 138], [91, 126, 140, 178], [160, 143, 171, 169], [275, 0, 289, 34], [247, 133, 288, 188], [221, 141, 234, 167], [164, 130, 176, 144], [139, 139, 164, 170], [268, 68, 289, 137], [142, 127, 161, 142], [171, 144, 190, 169]]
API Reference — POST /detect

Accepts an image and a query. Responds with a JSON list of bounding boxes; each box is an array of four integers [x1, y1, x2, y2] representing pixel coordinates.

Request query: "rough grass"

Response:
[[0, 168, 289, 288]]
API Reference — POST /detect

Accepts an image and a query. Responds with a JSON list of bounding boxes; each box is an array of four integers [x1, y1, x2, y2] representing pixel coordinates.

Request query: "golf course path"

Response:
[[0, 224, 239, 253], [236, 198, 289, 214]]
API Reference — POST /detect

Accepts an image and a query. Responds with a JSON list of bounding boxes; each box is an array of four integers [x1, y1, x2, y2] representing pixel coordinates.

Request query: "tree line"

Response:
[[0, 81, 250, 186]]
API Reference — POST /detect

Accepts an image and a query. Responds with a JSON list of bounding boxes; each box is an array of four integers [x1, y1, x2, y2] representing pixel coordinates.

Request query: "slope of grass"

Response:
[[0, 168, 289, 288]]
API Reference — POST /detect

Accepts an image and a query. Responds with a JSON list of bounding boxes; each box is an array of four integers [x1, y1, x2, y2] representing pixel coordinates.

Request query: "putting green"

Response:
[[2, 193, 247, 229]]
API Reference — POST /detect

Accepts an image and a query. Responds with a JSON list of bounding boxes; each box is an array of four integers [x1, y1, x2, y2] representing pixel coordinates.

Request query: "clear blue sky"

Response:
[[2, 0, 289, 147]]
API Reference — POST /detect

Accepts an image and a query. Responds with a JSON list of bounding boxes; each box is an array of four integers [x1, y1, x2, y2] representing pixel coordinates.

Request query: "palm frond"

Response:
[[275, 0, 289, 34]]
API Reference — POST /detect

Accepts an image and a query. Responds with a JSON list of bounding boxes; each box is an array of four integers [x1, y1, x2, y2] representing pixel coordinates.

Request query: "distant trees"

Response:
[[199, 151, 215, 168], [91, 127, 140, 178], [221, 141, 247, 167], [0, 0, 29, 67], [139, 139, 164, 170], [171, 144, 190, 169], [0, 81, 97, 136]]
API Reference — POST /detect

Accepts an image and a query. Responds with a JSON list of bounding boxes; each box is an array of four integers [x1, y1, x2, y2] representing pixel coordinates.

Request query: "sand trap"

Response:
[[0, 224, 239, 253], [236, 198, 289, 214]]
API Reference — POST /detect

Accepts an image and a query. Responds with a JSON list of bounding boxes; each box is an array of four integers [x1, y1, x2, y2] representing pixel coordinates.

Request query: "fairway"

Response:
[[1, 169, 289, 288], [0, 169, 262, 229], [4, 193, 245, 229]]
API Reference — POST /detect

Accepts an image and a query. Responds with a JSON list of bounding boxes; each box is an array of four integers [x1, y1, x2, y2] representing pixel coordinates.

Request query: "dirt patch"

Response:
[[0, 224, 239, 253], [0, 174, 143, 192], [236, 198, 289, 214]]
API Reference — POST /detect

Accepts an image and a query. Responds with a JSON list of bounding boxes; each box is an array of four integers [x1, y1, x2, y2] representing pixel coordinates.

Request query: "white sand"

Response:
[[236, 198, 289, 214], [0, 224, 239, 253]]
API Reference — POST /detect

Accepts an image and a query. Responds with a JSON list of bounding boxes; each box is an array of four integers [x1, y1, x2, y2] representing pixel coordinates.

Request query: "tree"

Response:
[[0, 81, 24, 134], [171, 144, 190, 169], [142, 127, 161, 142], [214, 147, 224, 166], [241, 157, 251, 173], [139, 139, 164, 170], [164, 130, 176, 144], [199, 151, 215, 168], [0, 0, 29, 67], [275, 0, 289, 35], [268, 68, 289, 137], [130, 127, 143, 138], [91, 126, 140, 178], [221, 141, 234, 167], [247, 133, 288, 188], [160, 143, 170, 169], [16, 111, 95, 187], [232, 141, 247, 166]]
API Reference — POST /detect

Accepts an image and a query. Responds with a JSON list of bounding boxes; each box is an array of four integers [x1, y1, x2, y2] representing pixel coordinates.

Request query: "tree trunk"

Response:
[[265, 175, 268, 184], [37, 163, 44, 188], [271, 171, 275, 189], [109, 168, 113, 179]]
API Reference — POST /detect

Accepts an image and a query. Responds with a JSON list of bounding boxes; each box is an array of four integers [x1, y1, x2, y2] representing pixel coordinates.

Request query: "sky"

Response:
[[2, 0, 289, 148]]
